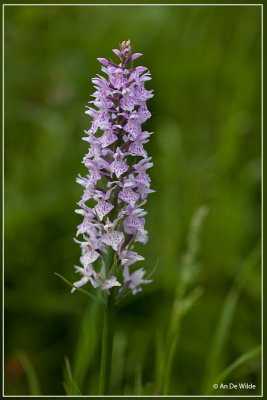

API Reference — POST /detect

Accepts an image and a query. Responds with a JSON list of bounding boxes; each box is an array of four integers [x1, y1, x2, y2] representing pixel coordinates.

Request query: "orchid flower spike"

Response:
[[73, 40, 154, 297]]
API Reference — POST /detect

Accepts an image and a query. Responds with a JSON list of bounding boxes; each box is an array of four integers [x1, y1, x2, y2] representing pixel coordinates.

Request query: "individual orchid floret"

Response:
[[123, 204, 146, 234], [99, 130, 118, 148], [72, 263, 121, 295], [137, 103, 152, 123], [102, 218, 124, 251], [118, 180, 140, 206], [123, 111, 142, 140], [73, 40, 154, 297], [120, 87, 136, 111], [75, 238, 100, 266], [127, 131, 152, 157], [75, 208, 96, 236], [119, 248, 145, 268], [135, 228, 149, 245], [90, 262, 121, 294], [94, 192, 114, 221], [120, 267, 152, 295], [71, 265, 92, 292], [110, 147, 129, 178]]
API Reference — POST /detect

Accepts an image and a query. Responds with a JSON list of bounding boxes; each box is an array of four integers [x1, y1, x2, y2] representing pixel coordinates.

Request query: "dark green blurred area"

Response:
[[4, 5, 261, 395]]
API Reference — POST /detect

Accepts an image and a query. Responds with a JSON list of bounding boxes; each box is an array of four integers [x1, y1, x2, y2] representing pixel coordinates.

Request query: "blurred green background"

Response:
[[4, 4, 261, 396]]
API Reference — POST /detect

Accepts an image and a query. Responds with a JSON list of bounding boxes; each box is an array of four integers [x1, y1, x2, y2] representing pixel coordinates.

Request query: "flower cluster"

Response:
[[73, 40, 153, 297]]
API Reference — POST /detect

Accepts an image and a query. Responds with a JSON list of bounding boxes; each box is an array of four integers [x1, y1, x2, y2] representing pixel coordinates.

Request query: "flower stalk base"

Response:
[[99, 288, 115, 395]]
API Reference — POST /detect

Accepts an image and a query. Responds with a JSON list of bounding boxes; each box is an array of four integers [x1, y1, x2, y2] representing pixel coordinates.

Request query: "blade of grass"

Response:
[[63, 356, 81, 395], [202, 244, 260, 393], [17, 352, 41, 395], [209, 346, 261, 394], [161, 206, 208, 395], [203, 286, 240, 391], [162, 287, 203, 395], [134, 366, 143, 396], [155, 329, 165, 393]]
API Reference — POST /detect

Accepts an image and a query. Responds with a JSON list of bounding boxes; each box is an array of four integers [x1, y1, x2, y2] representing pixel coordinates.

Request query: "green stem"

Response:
[[162, 334, 179, 395], [99, 288, 115, 395]]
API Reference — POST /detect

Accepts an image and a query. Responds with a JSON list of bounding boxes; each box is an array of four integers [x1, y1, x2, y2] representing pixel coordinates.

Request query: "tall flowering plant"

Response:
[[55, 40, 154, 395], [73, 40, 154, 300]]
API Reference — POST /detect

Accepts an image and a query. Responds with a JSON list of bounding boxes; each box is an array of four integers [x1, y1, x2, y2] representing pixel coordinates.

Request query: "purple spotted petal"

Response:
[[119, 187, 139, 206], [102, 231, 124, 251], [95, 200, 114, 221], [110, 160, 128, 178], [119, 249, 144, 268], [80, 250, 99, 267], [102, 276, 121, 291], [100, 131, 118, 148], [129, 141, 147, 158], [125, 215, 145, 231]]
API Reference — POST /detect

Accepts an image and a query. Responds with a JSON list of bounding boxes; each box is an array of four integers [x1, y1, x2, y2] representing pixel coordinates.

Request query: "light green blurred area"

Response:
[[4, 5, 261, 395]]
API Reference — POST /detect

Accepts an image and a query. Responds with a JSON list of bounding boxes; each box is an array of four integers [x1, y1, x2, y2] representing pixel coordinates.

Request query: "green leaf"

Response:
[[73, 300, 101, 391], [109, 254, 117, 276], [17, 352, 41, 395], [54, 272, 104, 305], [94, 208, 102, 224], [212, 346, 261, 391], [63, 356, 81, 395]]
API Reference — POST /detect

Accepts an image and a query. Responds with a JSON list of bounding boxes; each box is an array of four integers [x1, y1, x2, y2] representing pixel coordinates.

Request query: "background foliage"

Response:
[[4, 5, 261, 395]]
